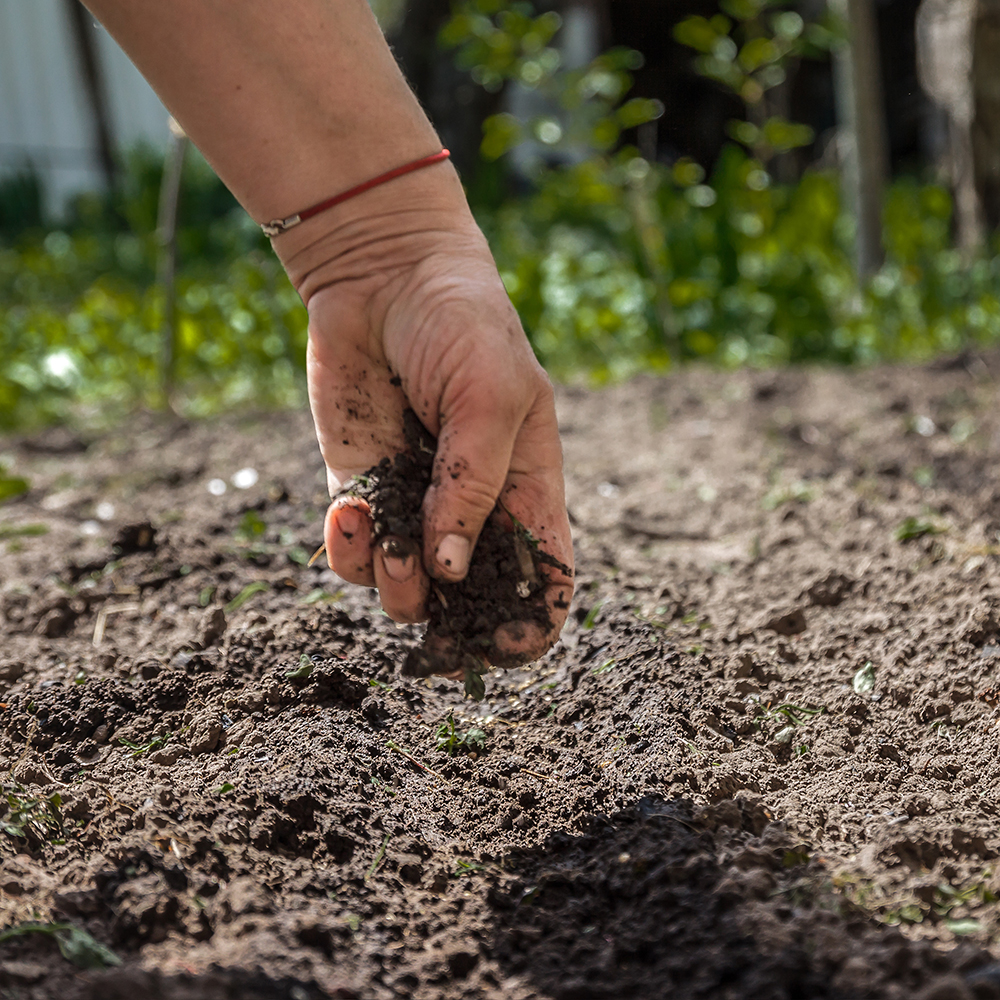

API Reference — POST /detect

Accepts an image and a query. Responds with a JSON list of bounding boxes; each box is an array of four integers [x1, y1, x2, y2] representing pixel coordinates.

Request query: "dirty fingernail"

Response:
[[383, 553, 416, 583], [336, 505, 363, 539], [436, 534, 470, 575]]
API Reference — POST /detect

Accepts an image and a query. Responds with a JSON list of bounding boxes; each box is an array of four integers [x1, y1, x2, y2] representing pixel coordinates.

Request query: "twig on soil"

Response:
[[386, 740, 449, 783], [97, 786, 135, 815], [520, 768, 552, 781], [92, 603, 140, 647], [306, 542, 326, 568], [9, 718, 40, 779], [365, 831, 392, 881]]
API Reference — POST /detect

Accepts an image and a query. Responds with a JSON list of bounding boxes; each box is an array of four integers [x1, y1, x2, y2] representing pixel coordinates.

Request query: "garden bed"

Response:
[[2, 357, 1000, 999]]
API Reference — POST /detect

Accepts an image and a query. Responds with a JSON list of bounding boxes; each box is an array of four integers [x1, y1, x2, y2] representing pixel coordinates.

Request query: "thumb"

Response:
[[421, 399, 521, 581]]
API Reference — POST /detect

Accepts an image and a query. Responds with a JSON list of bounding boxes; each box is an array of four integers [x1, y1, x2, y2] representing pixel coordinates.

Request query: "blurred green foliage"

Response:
[[441, 0, 663, 162], [482, 148, 1000, 379], [459, 0, 1000, 380], [673, 0, 836, 162], [0, 148, 308, 431], [2, 4, 1000, 430], [0, 172, 44, 232]]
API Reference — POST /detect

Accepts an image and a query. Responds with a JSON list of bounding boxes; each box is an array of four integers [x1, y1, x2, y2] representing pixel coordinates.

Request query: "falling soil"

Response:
[[346, 409, 557, 691], [4, 357, 1000, 999]]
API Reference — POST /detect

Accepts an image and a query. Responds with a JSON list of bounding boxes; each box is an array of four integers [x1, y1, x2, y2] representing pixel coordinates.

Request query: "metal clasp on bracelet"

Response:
[[261, 213, 302, 237]]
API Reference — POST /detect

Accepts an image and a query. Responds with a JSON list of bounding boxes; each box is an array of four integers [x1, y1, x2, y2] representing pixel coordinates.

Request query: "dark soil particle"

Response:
[[4, 360, 1000, 999]]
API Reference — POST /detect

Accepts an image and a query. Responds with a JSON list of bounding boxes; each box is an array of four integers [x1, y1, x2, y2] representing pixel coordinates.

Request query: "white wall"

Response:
[[0, 0, 169, 218]]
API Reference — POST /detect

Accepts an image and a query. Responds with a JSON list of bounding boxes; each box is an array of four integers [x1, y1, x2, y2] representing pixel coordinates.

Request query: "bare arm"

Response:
[[81, 0, 575, 672], [81, 0, 440, 223]]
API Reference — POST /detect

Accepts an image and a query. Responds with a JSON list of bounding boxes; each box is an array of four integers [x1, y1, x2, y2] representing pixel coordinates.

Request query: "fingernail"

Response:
[[336, 505, 363, 540], [436, 534, 470, 576], [383, 553, 416, 583], [380, 537, 417, 583]]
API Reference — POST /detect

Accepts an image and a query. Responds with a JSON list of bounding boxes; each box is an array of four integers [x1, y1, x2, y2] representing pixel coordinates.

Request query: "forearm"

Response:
[[80, 0, 442, 223]]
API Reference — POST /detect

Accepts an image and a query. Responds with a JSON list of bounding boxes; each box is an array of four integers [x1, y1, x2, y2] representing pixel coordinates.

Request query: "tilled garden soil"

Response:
[[4, 360, 1000, 999]]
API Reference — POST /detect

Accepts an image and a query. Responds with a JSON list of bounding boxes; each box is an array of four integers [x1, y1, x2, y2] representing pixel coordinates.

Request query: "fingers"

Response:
[[416, 339, 574, 667], [325, 498, 375, 586], [372, 536, 429, 624], [488, 392, 576, 666], [325, 499, 430, 623], [489, 564, 574, 668], [421, 381, 529, 582]]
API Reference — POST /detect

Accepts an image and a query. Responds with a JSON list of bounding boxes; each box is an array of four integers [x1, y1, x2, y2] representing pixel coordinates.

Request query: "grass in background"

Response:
[[486, 150, 1000, 380], [0, 148, 308, 431], [3, 0, 1000, 430]]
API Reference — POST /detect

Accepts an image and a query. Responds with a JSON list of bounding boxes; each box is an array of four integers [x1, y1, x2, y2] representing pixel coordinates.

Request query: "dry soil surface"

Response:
[[3, 358, 1000, 1000]]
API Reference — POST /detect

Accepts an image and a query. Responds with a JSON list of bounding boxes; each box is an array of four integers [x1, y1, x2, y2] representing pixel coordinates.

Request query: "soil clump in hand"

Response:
[[350, 409, 560, 696]]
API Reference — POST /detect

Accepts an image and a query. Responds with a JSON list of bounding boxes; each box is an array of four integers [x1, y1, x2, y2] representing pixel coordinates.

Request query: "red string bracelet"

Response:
[[260, 149, 451, 237]]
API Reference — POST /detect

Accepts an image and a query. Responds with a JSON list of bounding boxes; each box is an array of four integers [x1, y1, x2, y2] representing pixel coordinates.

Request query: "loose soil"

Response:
[[3, 357, 1000, 999], [348, 408, 556, 687]]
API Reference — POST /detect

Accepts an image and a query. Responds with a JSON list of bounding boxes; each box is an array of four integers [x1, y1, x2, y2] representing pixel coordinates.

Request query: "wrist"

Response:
[[271, 161, 485, 306]]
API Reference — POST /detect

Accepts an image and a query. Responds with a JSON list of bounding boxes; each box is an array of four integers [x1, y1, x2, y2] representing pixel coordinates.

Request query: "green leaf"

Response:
[[0, 522, 49, 539], [853, 661, 876, 695], [285, 653, 314, 679], [465, 727, 487, 751], [720, 0, 767, 20], [0, 923, 121, 970], [582, 601, 604, 629], [481, 113, 523, 160], [894, 516, 944, 542], [55, 925, 123, 969], [225, 580, 268, 613], [727, 120, 760, 148], [673, 15, 729, 55], [761, 117, 815, 152], [739, 36, 778, 72], [0, 475, 30, 504], [772, 10, 804, 42], [616, 97, 664, 129], [235, 509, 267, 541], [464, 668, 486, 702], [300, 587, 343, 605], [782, 847, 810, 867], [944, 918, 983, 936]]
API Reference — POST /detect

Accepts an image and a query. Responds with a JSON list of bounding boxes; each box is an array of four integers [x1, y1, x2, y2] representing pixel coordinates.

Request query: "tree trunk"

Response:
[[972, 0, 1000, 232], [916, 0, 982, 249], [831, 0, 889, 277], [64, 0, 117, 189], [157, 119, 188, 412]]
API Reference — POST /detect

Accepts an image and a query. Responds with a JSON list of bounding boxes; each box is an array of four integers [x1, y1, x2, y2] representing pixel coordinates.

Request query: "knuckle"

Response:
[[442, 477, 501, 524]]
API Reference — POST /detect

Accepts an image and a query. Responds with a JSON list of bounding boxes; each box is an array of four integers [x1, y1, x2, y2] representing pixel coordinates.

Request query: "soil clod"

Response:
[[4, 365, 1000, 998], [347, 409, 560, 694]]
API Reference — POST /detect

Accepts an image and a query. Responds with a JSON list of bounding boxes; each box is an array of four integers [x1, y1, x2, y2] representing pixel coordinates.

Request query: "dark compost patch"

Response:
[[4, 359, 1000, 999], [349, 409, 558, 694]]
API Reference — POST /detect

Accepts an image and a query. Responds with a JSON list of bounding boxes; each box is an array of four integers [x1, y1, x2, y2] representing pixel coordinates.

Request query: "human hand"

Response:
[[274, 163, 574, 675]]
